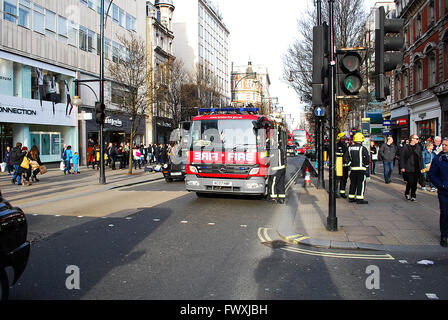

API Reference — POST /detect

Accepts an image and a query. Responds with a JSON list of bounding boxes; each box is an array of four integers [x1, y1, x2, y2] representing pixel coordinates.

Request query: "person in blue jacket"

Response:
[[63, 145, 73, 175], [428, 138, 448, 247]]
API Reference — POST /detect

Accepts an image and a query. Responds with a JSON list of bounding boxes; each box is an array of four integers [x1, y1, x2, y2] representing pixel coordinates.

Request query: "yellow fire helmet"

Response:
[[353, 132, 365, 143], [337, 132, 346, 141]]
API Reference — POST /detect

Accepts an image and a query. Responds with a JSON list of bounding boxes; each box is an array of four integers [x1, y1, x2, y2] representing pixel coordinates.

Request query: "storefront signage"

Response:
[[0, 106, 37, 115], [105, 116, 123, 127], [0, 95, 76, 127], [396, 119, 407, 125], [382, 120, 391, 126], [157, 121, 172, 128]]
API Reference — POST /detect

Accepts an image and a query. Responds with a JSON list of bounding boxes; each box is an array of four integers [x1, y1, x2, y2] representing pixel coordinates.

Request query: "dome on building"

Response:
[[154, 0, 174, 7]]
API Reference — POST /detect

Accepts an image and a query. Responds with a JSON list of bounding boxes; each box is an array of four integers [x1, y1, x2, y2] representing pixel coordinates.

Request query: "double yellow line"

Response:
[[258, 228, 394, 260]]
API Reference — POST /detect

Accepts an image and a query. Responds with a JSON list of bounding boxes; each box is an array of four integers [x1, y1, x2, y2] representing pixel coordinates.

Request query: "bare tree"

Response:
[[283, 0, 368, 129], [155, 58, 189, 129], [107, 33, 152, 175], [191, 63, 221, 108]]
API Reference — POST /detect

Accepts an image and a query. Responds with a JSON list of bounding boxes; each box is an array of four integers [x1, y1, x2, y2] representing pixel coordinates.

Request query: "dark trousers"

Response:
[[337, 167, 349, 195], [439, 193, 448, 238], [371, 160, 376, 174], [349, 170, 367, 200], [268, 169, 286, 199], [405, 172, 418, 198]]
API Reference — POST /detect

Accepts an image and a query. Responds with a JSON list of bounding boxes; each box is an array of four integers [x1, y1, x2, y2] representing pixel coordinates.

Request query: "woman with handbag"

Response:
[[422, 141, 436, 192], [18, 147, 32, 186], [370, 141, 378, 175], [29, 145, 43, 182]]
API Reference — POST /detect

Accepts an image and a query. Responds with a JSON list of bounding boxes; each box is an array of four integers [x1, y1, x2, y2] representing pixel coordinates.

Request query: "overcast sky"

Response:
[[217, 0, 379, 129]]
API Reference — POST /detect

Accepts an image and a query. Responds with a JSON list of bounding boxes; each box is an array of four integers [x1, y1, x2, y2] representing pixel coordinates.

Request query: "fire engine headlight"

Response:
[[249, 167, 260, 175], [188, 165, 198, 173], [246, 182, 263, 189], [186, 180, 200, 186], [163, 164, 168, 169]]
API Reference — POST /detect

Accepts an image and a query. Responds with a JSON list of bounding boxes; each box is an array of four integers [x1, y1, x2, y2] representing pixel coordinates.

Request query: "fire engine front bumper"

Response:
[[185, 175, 266, 195]]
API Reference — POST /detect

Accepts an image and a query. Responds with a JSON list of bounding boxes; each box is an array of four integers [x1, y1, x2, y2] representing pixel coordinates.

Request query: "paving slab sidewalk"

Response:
[[278, 162, 443, 250]]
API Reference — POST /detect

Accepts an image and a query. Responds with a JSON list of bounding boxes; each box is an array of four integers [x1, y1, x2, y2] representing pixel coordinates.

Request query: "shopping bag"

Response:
[[60, 161, 65, 171], [20, 156, 30, 169], [39, 165, 48, 174], [0, 163, 5, 172]]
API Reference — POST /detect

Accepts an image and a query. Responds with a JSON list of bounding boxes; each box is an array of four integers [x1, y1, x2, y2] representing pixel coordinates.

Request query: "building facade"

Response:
[[231, 61, 273, 115], [0, 0, 147, 164], [172, 0, 230, 107], [390, 0, 448, 141], [146, 0, 175, 145]]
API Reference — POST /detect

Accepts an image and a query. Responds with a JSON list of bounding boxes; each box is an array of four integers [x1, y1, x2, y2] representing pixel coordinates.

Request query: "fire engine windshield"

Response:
[[190, 119, 258, 151]]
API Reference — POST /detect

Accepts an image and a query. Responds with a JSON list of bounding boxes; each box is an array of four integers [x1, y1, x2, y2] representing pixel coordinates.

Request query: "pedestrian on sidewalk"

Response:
[[72, 152, 80, 174], [378, 136, 397, 184], [433, 136, 442, 155], [29, 145, 42, 182], [346, 132, 370, 204], [133, 145, 141, 170], [428, 138, 448, 247], [18, 146, 32, 186], [11, 142, 26, 185], [400, 134, 424, 201], [422, 141, 436, 192], [63, 146, 73, 175], [3, 145, 13, 175], [370, 140, 378, 175]]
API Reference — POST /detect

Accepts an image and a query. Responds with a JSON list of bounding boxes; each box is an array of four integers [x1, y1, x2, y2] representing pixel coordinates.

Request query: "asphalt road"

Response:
[[6, 156, 448, 302]]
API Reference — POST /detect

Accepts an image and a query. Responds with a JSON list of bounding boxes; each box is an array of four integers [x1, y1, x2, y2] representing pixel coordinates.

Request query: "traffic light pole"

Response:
[[327, 0, 337, 231], [99, 0, 106, 184], [315, 0, 325, 190]]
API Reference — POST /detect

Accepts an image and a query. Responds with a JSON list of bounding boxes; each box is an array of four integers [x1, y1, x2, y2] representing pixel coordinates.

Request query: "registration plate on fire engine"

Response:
[[212, 181, 232, 187]]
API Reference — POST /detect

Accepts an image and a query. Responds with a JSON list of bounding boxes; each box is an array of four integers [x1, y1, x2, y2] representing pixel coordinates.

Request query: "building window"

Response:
[[429, 0, 435, 25], [445, 41, 448, 80], [45, 10, 56, 36], [416, 13, 422, 39], [3, 0, 17, 23], [112, 41, 120, 63], [33, 4, 45, 34], [403, 70, 409, 98], [395, 74, 401, 101], [428, 53, 437, 87], [105, 38, 111, 60], [68, 21, 77, 46], [18, 0, 30, 28], [88, 29, 95, 53], [119, 8, 125, 27], [58, 15, 68, 42], [112, 4, 119, 22], [414, 60, 423, 92], [79, 26, 87, 51]]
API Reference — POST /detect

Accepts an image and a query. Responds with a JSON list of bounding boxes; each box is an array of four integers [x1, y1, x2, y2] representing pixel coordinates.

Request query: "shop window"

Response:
[[417, 119, 438, 141], [3, 0, 17, 23]]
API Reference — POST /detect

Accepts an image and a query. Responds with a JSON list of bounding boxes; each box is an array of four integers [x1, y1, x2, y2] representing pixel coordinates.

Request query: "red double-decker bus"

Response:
[[292, 129, 308, 154]]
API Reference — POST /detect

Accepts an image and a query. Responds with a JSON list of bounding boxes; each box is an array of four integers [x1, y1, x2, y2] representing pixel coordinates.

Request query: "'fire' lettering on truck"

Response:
[[191, 151, 257, 164]]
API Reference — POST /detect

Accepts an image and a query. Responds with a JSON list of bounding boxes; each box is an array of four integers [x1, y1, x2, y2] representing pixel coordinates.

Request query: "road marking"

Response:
[[257, 228, 395, 261]]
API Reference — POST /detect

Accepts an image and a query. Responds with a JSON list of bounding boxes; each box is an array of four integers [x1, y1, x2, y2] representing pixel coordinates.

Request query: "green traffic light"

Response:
[[344, 75, 361, 94]]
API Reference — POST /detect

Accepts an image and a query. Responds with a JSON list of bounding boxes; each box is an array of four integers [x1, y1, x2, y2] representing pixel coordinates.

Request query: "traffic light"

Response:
[[312, 22, 329, 107], [95, 101, 105, 124], [374, 6, 404, 101], [336, 50, 363, 96]]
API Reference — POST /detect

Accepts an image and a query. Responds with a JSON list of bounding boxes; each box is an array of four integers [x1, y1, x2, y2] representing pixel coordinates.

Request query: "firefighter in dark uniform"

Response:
[[268, 125, 287, 204], [345, 132, 370, 204], [336, 132, 349, 198]]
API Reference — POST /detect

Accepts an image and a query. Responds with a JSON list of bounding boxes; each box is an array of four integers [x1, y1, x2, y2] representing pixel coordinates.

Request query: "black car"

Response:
[[0, 190, 30, 300]]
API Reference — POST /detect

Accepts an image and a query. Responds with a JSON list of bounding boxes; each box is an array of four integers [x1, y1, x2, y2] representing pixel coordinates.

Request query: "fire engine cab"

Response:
[[185, 107, 285, 197]]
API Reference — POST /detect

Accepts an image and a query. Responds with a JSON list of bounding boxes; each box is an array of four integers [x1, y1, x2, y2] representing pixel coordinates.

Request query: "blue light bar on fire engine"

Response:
[[199, 107, 259, 113]]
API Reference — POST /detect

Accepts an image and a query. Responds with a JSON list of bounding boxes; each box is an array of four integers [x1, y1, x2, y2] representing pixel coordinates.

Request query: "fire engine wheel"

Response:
[[0, 266, 9, 300]]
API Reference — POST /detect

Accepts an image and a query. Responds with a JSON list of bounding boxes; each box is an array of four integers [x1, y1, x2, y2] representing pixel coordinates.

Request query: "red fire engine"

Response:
[[185, 107, 286, 197]]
